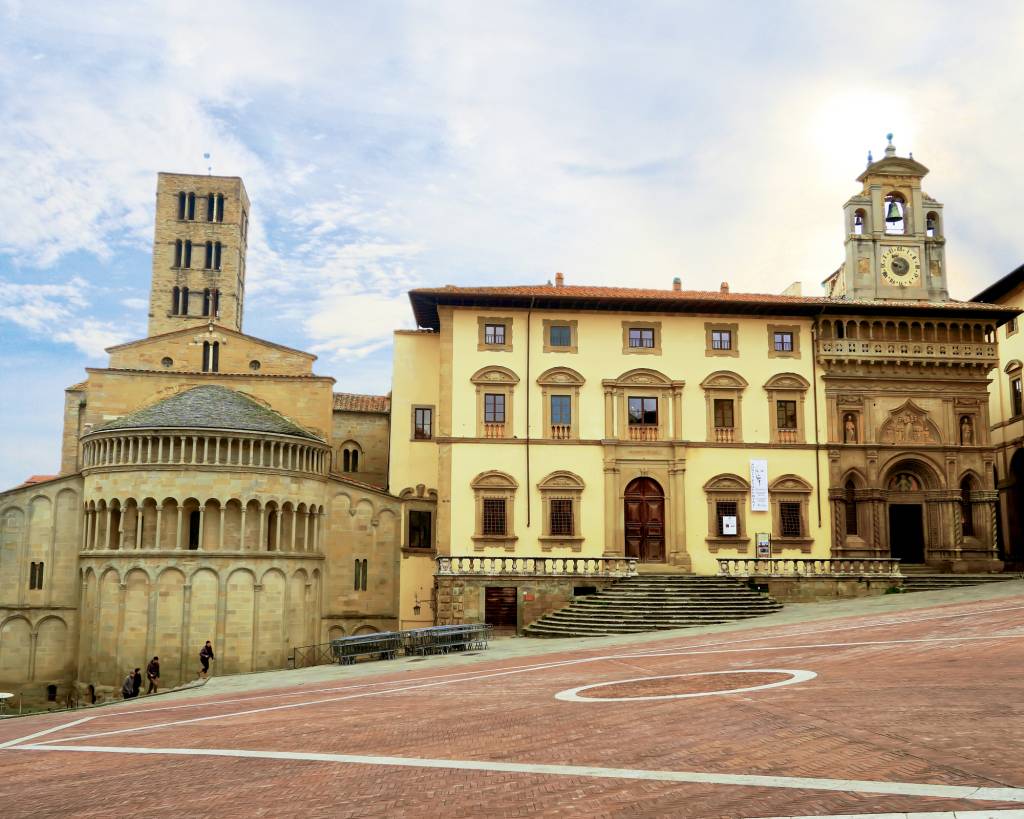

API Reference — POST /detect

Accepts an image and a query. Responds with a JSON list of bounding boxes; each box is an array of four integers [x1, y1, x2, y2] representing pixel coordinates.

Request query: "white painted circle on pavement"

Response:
[[554, 668, 817, 702]]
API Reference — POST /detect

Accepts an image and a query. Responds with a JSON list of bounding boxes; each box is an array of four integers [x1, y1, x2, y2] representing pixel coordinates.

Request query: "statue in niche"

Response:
[[843, 413, 858, 443], [960, 415, 974, 445], [888, 472, 920, 492]]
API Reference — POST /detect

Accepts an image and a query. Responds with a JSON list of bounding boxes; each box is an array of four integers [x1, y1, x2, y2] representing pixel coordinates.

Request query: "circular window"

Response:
[[249, 360, 261, 371], [161, 357, 173, 368]]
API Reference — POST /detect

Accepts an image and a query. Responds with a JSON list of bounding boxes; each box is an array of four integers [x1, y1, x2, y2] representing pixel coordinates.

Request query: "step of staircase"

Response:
[[901, 574, 1019, 593], [523, 574, 782, 638]]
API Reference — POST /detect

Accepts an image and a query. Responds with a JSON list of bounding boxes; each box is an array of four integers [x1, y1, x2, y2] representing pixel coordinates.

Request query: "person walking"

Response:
[[131, 668, 142, 698], [146, 656, 160, 694], [199, 641, 215, 679], [121, 670, 134, 700]]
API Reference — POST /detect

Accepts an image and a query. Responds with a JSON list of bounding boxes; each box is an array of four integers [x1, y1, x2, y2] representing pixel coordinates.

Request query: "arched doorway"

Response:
[[1005, 449, 1024, 565], [624, 477, 665, 563], [884, 459, 938, 565]]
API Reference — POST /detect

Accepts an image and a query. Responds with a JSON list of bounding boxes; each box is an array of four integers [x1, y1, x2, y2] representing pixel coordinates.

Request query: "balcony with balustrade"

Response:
[[628, 424, 660, 442]]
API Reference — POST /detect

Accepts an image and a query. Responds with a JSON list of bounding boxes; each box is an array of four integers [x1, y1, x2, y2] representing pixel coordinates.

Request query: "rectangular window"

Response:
[[204, 242, 213, 270], [549, 325, 572, 347], [213, 242, 222, 270], [1008, 317, 1018, 336], [550, 395, 571, 426], [408, 510, 432, 550], [484, 324, 506, 345], [29, 561, 44, 590], [482, 498, 507, 536], [1013, 377, 1023, 417], [628, 327, 655, 348], [413, 407, 433, 439], [716, 501, 738, 537], [773, 331, 794, 352], [713, 398, 734, 429], [549, 498, 574, 536], [207, 193, 215, 222], [627, 396, 658, 425], [776, 399, 798, 430], [177, 192, 187, 220], [780, 501, 802, 538], [711, 330, 732, 350], [183, 240, 192, 268], [484, 393, 506, 423]]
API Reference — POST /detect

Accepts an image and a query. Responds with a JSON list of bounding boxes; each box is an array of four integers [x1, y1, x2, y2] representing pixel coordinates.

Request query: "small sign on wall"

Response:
[[721, 516, 738, 536], [750, 459, 769, 512], [756, 532, 771, 558]]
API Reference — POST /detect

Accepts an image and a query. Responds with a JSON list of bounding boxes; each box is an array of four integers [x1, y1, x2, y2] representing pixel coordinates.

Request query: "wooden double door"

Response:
[[624, 477, 665, 563]]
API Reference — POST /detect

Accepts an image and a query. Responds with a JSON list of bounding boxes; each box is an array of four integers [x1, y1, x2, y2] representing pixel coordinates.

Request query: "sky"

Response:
[[2, 0, 1024, 488]]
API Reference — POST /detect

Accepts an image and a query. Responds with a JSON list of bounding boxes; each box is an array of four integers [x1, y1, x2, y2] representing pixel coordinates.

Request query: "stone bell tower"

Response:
[[147, 172, 250, 337], [830, 135, 948, 302]]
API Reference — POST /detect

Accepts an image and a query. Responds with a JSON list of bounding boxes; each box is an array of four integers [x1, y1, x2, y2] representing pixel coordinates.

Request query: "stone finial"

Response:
[[672, 277, 681, 292], [720, 281, 729, 294], [884, 132, 896, 157]]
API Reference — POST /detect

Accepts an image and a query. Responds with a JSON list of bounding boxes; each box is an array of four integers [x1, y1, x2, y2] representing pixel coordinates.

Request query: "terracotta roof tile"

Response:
[[409, 282, 1016, 329], [20, 474, 58, 487], [333, 392, 391, 413]]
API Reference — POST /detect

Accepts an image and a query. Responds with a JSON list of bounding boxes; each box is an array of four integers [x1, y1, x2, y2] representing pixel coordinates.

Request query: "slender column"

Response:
[[197, 505, 206, 550], [114, 582, 127, 679], [175, 505, 183, 549], [80, 509, 89, 550], [157, 437, 163, 462], [191, 436, 198, 464], [239, 507, 247, 551], [155, 507, 163, 550], [603, 387, 615, 438], [135, 507, 144, 550], [218, 505, 226, 551], [275, 509, 283, 552], [179, 583, 191, 684], [214, 437, 220, 465], [250, 585, 262, 672], [145, 583, 158, 662], [203, 437, 209, 464], [259, 441, 265, 466], [105, 507, 114, 549], [257, 506, 265, 551], [147, 436, 153, 463], [127, 438, 134, 463], [290, 509, 298, 551], [179, 436, 186, 463]]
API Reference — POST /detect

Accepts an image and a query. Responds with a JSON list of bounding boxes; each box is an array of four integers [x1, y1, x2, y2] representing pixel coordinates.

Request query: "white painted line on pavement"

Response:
[[554, 669, 817, 702], [15, 742, 1024, 805], [0, 715, 95, 749]]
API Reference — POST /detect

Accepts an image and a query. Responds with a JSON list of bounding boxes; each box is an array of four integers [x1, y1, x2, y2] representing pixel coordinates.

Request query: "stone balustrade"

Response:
[[437, 555, 638, 577], [816, 338, 997, 366], [717, 557, 902, 578]]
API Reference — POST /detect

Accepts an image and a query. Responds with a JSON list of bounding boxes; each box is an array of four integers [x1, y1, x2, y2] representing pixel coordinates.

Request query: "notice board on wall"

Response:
[[750, 459, 768, 512]]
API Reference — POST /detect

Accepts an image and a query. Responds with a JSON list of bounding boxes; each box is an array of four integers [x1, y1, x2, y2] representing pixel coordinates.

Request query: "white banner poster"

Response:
[[750, 459, 769, 512]]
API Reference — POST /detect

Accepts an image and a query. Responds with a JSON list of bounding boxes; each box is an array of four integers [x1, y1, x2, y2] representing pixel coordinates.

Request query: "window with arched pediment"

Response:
[[603, 368, 681, 442], [537, 470, 585, 550], [700, 370, 748, 443], [470, 470, 518, 550], [471, 366, 519, 439], [763, 373, 810, 444], [769, 474, 813, 549], [537, 367, 585, 440], [703, 473, 750, 550]]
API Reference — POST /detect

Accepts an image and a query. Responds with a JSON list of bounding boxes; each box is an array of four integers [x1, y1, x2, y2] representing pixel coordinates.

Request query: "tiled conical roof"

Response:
[[97, 385, 321, 440]]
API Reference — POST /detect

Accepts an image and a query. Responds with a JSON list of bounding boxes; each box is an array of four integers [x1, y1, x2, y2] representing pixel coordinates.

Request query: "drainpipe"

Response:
[[812, 315, 823, 529], [526, 297, 535, 527]]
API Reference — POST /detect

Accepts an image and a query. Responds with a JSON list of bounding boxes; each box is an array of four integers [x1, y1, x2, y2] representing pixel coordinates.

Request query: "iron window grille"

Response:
[[716, 501, 738, 536], [484, 324, 506, 345], [711, 330, 732, 350], [549, 498, 574, 536], [482, 498, 507, 536], [780, 501, 802, 538]]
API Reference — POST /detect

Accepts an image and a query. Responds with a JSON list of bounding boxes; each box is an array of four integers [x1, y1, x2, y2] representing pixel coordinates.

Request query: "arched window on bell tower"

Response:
[[884, 192, 906, 235], [926, 211, 940, 238], [853, 208, 866, 236]]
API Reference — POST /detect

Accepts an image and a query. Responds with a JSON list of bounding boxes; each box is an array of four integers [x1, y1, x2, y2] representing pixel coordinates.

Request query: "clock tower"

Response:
[[828, 135, 948, 302]]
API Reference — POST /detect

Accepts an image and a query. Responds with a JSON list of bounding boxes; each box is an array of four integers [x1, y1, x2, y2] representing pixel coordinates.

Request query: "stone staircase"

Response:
[[899, 564, 1021, 593], [523, 574, 783, 638]]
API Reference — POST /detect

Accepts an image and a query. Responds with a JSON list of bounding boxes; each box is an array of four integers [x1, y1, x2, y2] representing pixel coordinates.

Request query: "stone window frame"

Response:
[[537, 470, 586, 551], [703, 473, 750, 551], [542, 319, 579, 354], [410, 404, 435, 441], [704, 322, 739, 358], [537, 366, 584, 440], [477, 316, 513, 352], [621, 321, 662, 356], [470, 470, 518, 551], [769, 474, 813, 552], [1006, 359, 1023, 419], [471, 366, 519, 438], [763, 372, 810, 444], [700, 371, 748, 443], [1007, 317, 1018, 338], [767, 323, 801, 359], [398, 486, 438, 554], [603, 368, 682, 442]]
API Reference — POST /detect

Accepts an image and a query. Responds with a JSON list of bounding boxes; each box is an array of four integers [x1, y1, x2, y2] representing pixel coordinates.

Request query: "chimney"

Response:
[[720, 281, 729, 293], [672, 277, 681, 292], [555, 272, 564, 287]]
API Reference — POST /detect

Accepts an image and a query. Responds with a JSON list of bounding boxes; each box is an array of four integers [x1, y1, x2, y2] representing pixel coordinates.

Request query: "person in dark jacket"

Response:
[[121, 671, 134, 700], [199, 641, 215, 679], [146, 657, 160, 694], [131, 668, 142, 698]]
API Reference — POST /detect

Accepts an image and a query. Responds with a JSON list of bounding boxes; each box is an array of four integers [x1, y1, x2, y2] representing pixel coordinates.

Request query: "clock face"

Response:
[[880, 246, 922, 288]]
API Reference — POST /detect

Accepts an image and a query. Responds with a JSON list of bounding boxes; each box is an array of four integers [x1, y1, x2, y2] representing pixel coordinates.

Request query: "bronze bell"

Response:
[[853, 212, 864, 228], [885, 200, 902, 223]]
